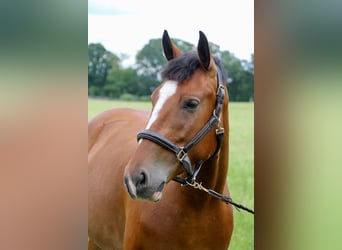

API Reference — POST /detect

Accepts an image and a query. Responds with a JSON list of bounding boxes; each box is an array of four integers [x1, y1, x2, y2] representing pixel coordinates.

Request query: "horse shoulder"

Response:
[[88, 108, 149, 152], [88, 108, 150, 249]]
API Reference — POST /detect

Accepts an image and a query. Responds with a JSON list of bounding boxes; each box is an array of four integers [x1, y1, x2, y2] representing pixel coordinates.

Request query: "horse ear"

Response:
[[197, 31, 212, 70], [162, 30, 182, 61]]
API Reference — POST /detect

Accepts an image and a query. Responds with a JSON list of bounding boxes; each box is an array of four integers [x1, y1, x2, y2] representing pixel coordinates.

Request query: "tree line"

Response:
[[88, 38, 254, 102]]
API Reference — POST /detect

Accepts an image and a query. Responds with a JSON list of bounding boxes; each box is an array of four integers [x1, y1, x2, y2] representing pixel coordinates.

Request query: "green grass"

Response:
[[88, 98, 152, 121], [88, 98, 254, 249], [228, 102, 254, 250]]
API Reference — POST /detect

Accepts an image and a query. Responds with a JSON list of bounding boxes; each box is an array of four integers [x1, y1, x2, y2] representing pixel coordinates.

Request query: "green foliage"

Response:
[[88, 85, 103, 97], [221, 51, 254, 102], [135, 38, 193, 82], [119, 93, 138, 101], [136, 38, 166, 80], [139, 95, 151, 102], [106, 68, 137, 97], [88, 40, 254, 102], [88, 43, 120, 90], [174, 39, 195, 52]]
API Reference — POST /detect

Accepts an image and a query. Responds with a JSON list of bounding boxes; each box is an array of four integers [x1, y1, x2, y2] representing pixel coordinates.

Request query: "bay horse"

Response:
[[88, 30, 233, 249]]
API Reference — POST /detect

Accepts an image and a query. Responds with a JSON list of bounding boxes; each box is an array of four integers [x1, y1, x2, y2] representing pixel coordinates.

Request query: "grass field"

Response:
[[88, 98, 254, 249]]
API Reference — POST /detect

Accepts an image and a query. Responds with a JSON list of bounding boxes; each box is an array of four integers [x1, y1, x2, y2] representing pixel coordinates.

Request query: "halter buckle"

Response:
[[216, 127, 225, 135], [176, 148, 187, 161], [216, 121, 225, 135], [216, 123, 224, 135]]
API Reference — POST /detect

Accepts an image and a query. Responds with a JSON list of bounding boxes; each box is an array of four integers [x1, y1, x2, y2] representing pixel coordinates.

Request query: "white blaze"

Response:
[[146, 80, 178, 129]]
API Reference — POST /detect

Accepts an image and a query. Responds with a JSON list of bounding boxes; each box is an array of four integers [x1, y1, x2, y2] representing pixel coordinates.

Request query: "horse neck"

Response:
[[194, 98, 229, 193]]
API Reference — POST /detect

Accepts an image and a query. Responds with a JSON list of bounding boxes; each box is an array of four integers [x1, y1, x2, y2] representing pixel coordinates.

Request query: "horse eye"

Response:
[[182, 99, 200, 111]]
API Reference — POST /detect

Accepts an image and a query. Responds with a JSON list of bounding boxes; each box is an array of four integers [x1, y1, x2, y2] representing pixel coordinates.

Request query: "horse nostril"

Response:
[[135, 169, 148, 189], [124, 174, 137, 198]]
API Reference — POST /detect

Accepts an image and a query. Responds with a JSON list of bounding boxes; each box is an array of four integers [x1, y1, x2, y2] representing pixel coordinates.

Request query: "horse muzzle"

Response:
[[124, 169, 166, 202]]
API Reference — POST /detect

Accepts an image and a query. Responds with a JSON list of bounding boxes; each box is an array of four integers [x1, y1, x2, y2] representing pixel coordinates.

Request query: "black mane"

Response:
[[161, 51, 226, 83]]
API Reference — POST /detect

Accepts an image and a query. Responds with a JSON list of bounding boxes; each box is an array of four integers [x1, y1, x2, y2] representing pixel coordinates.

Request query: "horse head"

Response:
[[124, 30, 226, 202]]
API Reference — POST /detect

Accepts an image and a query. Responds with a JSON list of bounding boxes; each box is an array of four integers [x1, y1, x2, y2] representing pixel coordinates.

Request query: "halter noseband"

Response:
[[137, 68, 225, 185]]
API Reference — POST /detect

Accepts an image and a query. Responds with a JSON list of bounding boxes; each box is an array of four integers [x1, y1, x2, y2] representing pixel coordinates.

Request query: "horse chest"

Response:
[[123, 201, 232, 250]]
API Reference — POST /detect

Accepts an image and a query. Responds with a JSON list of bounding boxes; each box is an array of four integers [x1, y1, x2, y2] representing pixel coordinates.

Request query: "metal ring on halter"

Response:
[[176, 148, 187, 161]]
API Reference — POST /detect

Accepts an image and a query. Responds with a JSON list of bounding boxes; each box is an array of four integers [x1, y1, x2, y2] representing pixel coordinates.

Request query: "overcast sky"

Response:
[[88, 0, 253, 65]]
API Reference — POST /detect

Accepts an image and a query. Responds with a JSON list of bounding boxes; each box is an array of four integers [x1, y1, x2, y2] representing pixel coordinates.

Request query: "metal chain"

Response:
[[185, 180, 209, 192], [185, 180, 254, 215]]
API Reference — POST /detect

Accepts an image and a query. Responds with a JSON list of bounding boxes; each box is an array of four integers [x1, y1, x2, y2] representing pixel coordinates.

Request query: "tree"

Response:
[[88, 43, 120, 95], [105, 68, 138, 98], [88, 40, 254, 102], [135, 38, 194, 82], [135, 38, 166, 78], [220, 51, 254, 101]]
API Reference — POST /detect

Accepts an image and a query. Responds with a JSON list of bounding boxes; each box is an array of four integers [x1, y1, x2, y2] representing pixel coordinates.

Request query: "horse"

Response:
[[88, 30, 233, 250]]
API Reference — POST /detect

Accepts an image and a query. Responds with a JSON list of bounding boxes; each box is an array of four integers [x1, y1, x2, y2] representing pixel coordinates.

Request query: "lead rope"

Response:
[[184, 180, 254, 215]]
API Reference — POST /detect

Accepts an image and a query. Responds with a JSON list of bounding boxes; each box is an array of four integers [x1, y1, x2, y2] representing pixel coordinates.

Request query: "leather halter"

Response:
[[137, 68, 225, 185]]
